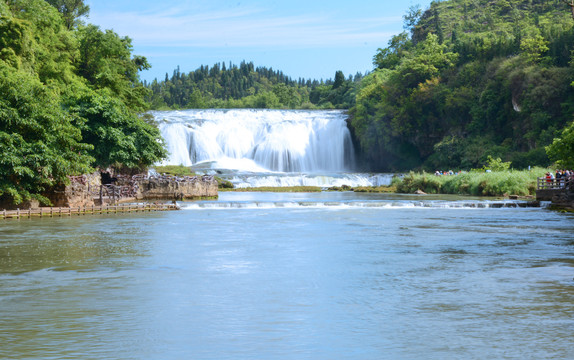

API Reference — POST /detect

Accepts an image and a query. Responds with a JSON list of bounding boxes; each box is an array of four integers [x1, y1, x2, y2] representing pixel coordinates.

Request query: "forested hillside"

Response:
[[349, 0, 574, 171], [146, 62, 362, 110], [0, 0, 166, 206]]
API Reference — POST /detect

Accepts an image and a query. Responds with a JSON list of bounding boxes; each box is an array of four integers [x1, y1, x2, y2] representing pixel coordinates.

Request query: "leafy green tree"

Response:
[[186, 89, 208, 108], [253, 91, 280, 108], [64, 86, 167, 170], [546, 121, 574, 168], [520, 35, 549, 64], [394, 33, 458, 90], [76, 24, 151, 112], [0, 0, 167, 207], [1, 0, 78, 83], [403, 4, 422, 31], [484, 155, 511, 171], [373, 32, 412, 70], [333, 70, 345, 89], [0, 62, 93, 205], [45, 0, 90, 29]]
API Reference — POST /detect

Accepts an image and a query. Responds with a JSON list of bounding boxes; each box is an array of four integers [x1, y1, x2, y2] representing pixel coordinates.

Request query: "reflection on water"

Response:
[[0, 192, 573, 359]]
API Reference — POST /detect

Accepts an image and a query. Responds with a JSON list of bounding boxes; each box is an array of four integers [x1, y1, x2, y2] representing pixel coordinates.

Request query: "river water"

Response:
[[1, 192, 573, 359]]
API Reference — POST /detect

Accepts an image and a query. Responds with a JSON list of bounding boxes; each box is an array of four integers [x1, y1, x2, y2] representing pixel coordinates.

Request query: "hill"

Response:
[[348, 0, 574, 171]]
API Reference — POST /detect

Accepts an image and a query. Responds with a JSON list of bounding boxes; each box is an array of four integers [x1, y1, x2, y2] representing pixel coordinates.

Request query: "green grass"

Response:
[[352, 185, 397, 193], [153, 165, 195, 177], [396, 168, 547, 196]]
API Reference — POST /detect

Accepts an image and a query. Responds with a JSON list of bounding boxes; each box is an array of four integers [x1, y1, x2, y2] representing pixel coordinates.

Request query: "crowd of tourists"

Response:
[[545, 170, 574, 188]]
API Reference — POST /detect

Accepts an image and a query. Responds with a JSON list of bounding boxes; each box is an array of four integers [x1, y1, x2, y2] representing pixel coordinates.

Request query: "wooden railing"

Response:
[[1, 203, 179, 220], [537, 177, 574, 190]]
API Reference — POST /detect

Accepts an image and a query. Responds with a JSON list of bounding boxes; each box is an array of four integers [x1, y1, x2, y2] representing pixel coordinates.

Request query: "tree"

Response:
[[394, 33, 458, 90], [45, 0, 90, 30], [333, 70, 345, 89], [373, 32, 412, 70], [65, 86, 167, 170], [77, 24, 151, 112], [520, 35, 549, 64], [0, 63, 93, 205], [546, 122, 574, 168], [403, 4, 422, 31], [563, 0, 574, 20]]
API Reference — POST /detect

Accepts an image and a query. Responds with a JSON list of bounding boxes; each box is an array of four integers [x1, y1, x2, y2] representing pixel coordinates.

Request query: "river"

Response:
[[1, 192, 573, 359], [2, 109, 573, 359]]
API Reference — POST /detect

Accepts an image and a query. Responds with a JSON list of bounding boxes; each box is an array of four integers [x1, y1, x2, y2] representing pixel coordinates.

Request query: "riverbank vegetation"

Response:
[[0, 0, 167, 205], [146, 62, 361, 110], [153, 165, 195, 177], [395, 168, 546, 197], [349, 0, 574, 172]]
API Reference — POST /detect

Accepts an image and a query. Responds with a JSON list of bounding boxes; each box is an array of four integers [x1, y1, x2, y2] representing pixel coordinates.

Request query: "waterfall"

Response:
[[155, 109, 355, 173]]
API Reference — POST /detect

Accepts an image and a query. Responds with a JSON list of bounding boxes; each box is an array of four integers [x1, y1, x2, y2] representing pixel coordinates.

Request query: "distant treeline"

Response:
[[348, 0, 574, 171], [145, 61, 363, 110]]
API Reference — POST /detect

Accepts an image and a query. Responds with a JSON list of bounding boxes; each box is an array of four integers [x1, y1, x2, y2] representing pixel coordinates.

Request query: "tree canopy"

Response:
[[45, 0, 90, 29], [0, 0, 166, 206], [349, 0, 574, 171], [146, 61, 363, 110]]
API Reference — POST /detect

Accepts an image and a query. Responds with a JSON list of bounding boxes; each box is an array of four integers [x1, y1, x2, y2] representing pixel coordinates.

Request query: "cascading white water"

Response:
[[153, 109, 394, 187], [155, 109, 354, 172]]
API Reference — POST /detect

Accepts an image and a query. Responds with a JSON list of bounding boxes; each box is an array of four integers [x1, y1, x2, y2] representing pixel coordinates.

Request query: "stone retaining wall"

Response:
[[0, 174, 219, 210], [136, 176, 218, 200]]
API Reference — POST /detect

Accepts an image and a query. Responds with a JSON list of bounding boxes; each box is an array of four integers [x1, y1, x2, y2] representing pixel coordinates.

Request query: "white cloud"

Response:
[[90, 5, 400, 49]]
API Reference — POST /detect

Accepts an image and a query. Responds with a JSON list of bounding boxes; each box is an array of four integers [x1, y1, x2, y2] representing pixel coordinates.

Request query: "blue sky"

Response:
[[86, 0, 433, 82]]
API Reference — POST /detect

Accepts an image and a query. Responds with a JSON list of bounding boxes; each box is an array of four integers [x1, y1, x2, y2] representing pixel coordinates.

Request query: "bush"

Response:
[[395, 168, 547, 196]]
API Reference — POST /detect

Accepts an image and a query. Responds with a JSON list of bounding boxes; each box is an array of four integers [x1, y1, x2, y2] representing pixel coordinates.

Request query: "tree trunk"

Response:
[[565, 0, 574, 21]]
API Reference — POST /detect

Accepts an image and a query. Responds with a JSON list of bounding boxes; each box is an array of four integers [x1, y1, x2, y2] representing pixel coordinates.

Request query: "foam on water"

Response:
[[180, 200, 538, 210]]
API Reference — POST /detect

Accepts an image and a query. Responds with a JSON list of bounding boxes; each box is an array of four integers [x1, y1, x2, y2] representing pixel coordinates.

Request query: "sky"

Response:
[[85, 0, 434, 83]]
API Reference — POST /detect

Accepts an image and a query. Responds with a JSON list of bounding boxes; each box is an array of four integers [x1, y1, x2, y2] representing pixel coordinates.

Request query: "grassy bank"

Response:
[[395, 168, 547, 196]]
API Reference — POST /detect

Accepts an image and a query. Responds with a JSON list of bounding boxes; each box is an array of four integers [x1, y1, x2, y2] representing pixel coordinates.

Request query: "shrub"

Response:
[[395, 168, 547, 196]]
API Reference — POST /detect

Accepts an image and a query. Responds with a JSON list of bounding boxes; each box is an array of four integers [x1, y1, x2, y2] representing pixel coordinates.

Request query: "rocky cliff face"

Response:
[[0, 174, 219, 210], [46, 173, 101, 207], [136, 176, 218, 200]]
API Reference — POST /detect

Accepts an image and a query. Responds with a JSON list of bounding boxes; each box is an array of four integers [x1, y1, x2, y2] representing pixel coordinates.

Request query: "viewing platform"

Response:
[[536, 176, 573, 206]]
